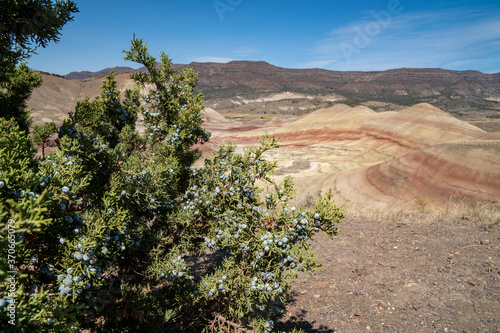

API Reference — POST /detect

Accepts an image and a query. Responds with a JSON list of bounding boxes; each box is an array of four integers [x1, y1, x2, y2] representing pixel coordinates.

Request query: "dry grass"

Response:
[[219, 113, 276, 119], [466, 118, 500, 133], [296, 190, 500, 227], [341, 198, 500, 227]]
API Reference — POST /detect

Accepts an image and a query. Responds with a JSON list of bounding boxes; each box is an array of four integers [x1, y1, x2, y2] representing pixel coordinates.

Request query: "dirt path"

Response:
[[279, 216, 500, 333]]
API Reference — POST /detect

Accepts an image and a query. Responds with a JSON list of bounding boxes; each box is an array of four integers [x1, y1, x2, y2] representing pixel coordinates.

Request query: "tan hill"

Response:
[[28, 72, 136, 126], [27, 63, 500, 123], [217, 103, 497, 157], [209, 103, 500, 208]]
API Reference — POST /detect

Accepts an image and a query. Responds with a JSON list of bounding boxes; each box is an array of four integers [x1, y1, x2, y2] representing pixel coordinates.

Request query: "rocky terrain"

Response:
[[279, 215, 500, 333], [197, 102, 500, 332]]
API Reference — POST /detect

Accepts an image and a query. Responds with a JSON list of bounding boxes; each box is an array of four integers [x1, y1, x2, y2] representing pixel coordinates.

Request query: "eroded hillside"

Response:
[[27, 72, 500, 210]]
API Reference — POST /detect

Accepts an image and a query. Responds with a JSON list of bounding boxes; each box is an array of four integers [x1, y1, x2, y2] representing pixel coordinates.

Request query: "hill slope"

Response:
[[322, 140, 500, 207], [210, 103, 500, 207]]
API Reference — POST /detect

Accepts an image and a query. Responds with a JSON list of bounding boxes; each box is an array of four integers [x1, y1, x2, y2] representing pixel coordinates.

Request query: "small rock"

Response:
[[354, 311, 364, 317], [481, 240, 489, 245], [429, 301, 437, 309], [353, 268, 367, 276], [413, 304, 423, 310], [313, 294, 321, 298], [395, 305, 407, 310]]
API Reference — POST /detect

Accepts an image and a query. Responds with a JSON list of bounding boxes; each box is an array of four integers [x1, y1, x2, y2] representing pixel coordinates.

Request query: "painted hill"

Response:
[[217, 103, 498, 154], [210, 103, 500, 208], [322, 140, 500, 207]]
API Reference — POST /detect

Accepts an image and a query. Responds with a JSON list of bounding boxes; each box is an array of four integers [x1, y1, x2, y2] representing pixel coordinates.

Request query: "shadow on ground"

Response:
[[277, 308, 335, 333]]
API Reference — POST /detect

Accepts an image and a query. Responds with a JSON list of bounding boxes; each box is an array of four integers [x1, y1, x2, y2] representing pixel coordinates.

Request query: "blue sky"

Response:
[[27, 0, 500, 75]]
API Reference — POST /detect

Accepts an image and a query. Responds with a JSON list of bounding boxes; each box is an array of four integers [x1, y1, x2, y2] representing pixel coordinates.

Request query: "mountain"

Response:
[[64, 66, 138, 80], [63, 61, 500, 117]]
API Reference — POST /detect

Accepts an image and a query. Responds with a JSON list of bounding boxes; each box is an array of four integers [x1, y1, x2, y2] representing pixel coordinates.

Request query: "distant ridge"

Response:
[[64, 61, 500, 80], [62, 61, 500, 115], [64, 66, 138, 80]]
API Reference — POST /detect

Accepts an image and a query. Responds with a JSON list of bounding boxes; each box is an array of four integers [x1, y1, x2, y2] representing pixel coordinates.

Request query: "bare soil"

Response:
[[278, 216, 500, 333]]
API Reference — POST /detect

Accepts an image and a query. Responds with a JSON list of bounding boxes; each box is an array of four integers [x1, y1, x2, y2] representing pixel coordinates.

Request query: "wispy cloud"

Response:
[[190, 56, 235, 63], [308, 6, 500, 73], [190, 48, 259, 64], [232, 47, 259, 57]]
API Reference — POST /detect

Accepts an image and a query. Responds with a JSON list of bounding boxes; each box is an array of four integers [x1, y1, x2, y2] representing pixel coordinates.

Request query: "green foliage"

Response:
[[0, 120, 82, 331], [0, 63, 42, 133], [0, 0, 78, 64], [0, 0, 78, 132], [288, 329, 307, 333], [0, 35, 344, 332], [69, 72, 140, 148], [123, 35, 210, 169]]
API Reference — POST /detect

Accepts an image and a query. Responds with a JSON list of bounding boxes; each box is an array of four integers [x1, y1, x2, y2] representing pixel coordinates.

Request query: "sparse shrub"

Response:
[[1, 33, 343, 333], [415, 197, 429, 212], [32, 121, 57, 158], [488, 218, 500, 228]]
